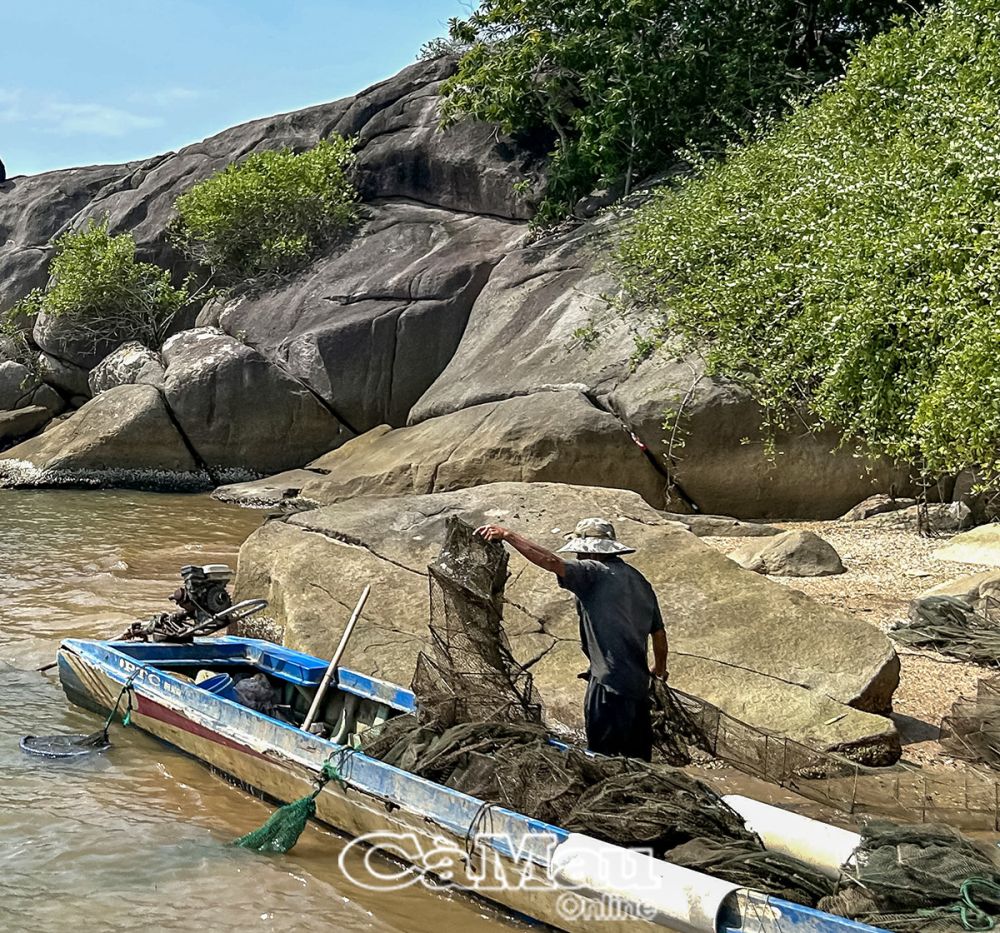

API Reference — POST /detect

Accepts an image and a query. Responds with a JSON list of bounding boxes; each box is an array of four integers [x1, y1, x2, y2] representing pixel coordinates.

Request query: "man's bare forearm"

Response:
[[475, 524, 566, 577], [651, 629, 668, 679]]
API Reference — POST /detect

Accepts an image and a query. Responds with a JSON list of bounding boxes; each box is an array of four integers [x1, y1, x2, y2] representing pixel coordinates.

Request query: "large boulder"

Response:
[[352, 68, 542, 219], [842, 494, 918, 521], [212, 203, 524, 432], [731, 530, 846, 577], [411, 213, 632, 421], [293, 390, 666, 507], [235, 482, 900, 760], [161, 328, 349, 480], [32, 311, 132, 372], [0, 360, 65, 413], [89, 342, 165, 394], [412, 210, 911, 519], [0, 361, 36, 410], [0, 385, 208, 488], [934, 525, 1000, 567], [608, 354, 911, 519]]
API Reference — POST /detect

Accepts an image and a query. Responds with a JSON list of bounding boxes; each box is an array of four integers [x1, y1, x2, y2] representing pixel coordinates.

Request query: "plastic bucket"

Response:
[[198, 673, 239, 703]]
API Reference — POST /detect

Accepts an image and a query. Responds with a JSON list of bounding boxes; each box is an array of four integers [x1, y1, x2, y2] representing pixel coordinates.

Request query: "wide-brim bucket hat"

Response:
[[557, 517, 636, 555]]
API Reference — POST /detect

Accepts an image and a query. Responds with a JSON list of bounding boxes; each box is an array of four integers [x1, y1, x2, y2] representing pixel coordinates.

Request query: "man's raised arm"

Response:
[[475, 524, 566, 578]]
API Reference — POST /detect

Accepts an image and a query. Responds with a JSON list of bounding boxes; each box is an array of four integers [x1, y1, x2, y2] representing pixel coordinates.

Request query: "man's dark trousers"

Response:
[[584, 678, 653, 761]]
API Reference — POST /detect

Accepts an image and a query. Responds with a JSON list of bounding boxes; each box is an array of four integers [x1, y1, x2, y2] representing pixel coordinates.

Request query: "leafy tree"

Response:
[[615, 0, 1000, 489], [441, 0, 922, 218], [173, 136, 358, 282], [8, 220, 189, 353]]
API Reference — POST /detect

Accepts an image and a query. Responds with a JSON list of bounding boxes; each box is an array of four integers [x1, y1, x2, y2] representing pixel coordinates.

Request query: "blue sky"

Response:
[[0, 0, 469, 177]]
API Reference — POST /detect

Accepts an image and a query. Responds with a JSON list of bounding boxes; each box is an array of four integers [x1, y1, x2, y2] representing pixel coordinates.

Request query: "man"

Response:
[[476, 517, 667, 761]]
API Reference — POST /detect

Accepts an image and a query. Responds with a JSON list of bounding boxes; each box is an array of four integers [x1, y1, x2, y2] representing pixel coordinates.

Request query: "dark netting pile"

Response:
[[820, 823, 1000, 932], [941, 676, 1000, 769], [892, 596, 1000, 665]]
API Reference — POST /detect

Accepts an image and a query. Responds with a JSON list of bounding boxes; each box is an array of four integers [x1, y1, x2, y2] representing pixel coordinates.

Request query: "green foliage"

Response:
[[615, 0, 1000, 484], [23, 220, 188, 350], [441, 0, 920, 219], [173, 137, 358, 282]]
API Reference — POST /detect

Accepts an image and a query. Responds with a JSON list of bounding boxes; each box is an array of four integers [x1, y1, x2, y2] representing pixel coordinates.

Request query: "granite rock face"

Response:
[[0, 56, 911, 517], [0, 385, 208, 489], [160, 328, 348, 480], [292, 390, 666, 507], [235, 481, 901, 761]]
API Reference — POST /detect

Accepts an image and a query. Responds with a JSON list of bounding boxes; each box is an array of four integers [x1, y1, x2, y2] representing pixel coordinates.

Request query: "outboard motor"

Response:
[[123, 564, 265, 643], [173, 564, 234, 622]]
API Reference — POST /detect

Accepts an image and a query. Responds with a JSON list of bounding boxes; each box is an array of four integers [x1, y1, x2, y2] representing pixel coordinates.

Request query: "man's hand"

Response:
[[475, 524, 566, 577], [475, 524, 510, 543], [650, 666, 669, 682]]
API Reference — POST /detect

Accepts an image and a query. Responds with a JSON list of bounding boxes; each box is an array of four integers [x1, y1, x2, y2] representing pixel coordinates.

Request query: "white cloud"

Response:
[[0, 89, 163, 136], [37, 102, 162, 137], [128, 86, 202, 107]]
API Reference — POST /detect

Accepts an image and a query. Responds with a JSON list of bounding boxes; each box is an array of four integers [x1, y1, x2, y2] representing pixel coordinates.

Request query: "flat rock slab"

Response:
[[0, 405, 50, 443], [213, 469, 326, 509], [299, 390, 666, 508], [841, 494, 918, 522], [235, 481, 899, 760], [934, 525, 1000, 567], [732, 530, 845, 577]]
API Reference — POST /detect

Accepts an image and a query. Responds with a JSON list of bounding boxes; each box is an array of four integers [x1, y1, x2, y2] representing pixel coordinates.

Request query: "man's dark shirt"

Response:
[[559, 556, 664, 700]]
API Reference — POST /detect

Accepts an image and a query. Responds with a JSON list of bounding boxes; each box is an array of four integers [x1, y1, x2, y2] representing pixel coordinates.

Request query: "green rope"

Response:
[[232, 754, 350, 854], [101, 672, 140, 738], [918, 878, 1000, 932]]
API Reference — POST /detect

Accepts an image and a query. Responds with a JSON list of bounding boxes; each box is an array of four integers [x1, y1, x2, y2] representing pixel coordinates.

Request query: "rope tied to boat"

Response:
[[928, 877, 1000, 932], [231, 749, 353, 854], [21, 669, 141, 759]]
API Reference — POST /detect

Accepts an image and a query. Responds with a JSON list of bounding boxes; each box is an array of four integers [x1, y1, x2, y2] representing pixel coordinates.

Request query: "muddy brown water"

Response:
[[0, 490, 519, 933]]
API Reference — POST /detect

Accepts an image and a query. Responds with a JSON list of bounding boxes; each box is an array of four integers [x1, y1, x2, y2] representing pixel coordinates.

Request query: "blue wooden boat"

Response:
[[57, 635, 885, 933]]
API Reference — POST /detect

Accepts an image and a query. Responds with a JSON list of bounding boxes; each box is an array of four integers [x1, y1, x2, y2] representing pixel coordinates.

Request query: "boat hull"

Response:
[[57, 638, 884, 933]]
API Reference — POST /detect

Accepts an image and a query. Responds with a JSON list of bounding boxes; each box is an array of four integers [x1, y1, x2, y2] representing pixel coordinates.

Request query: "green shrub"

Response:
[[15, 220, 189, 351], [173, 137, 358, 281], [615, 0, 1000, 484], [441, 0, 922, 220]]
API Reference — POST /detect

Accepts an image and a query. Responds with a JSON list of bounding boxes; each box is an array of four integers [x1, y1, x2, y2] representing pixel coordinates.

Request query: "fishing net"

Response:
[[667, 837, 836, 905], [821, 822, 1000, 932], [892, 596, 1000, 665], [232, 759, 345, 854], [941, 676, 1000, 768], [19, 730, 111, 758], [232, 795, 317, 854], [414, 518, 542, 729]]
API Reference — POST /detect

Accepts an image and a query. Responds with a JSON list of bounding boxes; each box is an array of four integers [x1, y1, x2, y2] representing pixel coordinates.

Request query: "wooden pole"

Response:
[[302, 585, 371, 732]]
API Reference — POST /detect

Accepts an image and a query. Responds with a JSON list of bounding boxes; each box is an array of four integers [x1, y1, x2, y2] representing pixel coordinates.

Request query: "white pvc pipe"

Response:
[[722, 795, 860, 879], [550, 833, 739, 933]]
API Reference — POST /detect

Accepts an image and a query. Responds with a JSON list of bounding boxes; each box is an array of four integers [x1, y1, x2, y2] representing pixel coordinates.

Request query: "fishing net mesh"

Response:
[[819, 823, 1000, 931], [232, 795, 317, 854], [941, 676, 1000, 768], [892, 595, 1000, 664]]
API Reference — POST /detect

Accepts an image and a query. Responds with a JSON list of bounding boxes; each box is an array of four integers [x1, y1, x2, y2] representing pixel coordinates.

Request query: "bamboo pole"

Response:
[[302, 585, 371, 732]]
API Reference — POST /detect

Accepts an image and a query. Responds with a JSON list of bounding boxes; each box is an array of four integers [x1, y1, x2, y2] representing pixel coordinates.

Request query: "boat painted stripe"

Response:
[[133, 693, 268, 762]]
